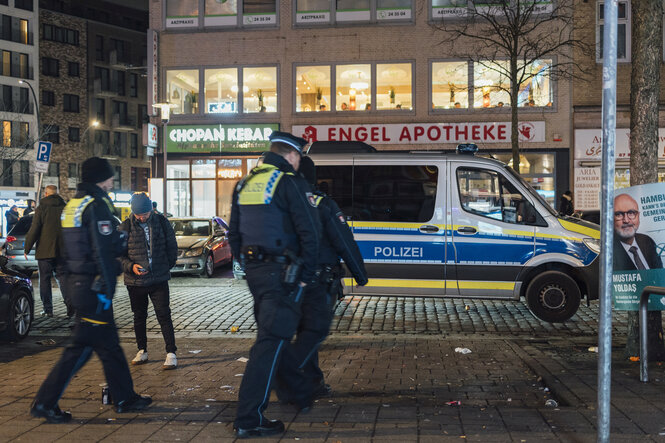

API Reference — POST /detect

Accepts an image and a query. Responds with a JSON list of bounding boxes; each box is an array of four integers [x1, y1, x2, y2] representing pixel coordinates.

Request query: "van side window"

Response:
[[315, 165, 353, 215], [353, 165, 438, 222], [457, 167, 546, 226]]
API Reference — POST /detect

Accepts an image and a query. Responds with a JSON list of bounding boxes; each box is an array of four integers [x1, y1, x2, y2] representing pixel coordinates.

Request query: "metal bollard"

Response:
[[639, 286, 665, 383]]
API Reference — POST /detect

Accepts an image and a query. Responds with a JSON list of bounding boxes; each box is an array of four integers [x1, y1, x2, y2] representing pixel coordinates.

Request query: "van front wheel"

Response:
[[525, 271, 581, 323]]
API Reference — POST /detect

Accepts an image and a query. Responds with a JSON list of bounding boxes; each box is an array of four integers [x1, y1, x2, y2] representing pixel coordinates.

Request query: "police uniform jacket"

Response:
[[315, 192, 368, 286], [229, 151, 321, 283], [61, 182, 125, 321]]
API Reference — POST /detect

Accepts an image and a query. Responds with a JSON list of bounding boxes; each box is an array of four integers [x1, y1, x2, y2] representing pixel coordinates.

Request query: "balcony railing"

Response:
[[93, 78, 118, 97], [109, 50, 132, 69], [0, 100, 34, 114]]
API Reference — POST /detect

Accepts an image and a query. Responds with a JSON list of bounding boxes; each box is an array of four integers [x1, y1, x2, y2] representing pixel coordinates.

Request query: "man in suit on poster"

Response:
[[613, 193, 663, 271]]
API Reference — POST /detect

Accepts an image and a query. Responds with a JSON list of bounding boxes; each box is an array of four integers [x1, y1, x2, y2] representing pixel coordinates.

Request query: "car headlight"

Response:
[[583, 237, 601, 254], [184, 247, 204, 257]]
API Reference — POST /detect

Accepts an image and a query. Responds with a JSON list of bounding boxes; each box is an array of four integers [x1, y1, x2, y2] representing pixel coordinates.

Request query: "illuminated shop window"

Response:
[[243, 67, 277, 113], [296, 65, 331, 112], [205, 68, 238, 114], [167, 161, 190, 179], [192, 159, 216, 178], [432, 61, 469, 109], [518, 59, 552, 107], [166, 70, 200, 115], [336, 64, 371, 111], [376, 63, 412, 110], [472, 61, 510, 108]]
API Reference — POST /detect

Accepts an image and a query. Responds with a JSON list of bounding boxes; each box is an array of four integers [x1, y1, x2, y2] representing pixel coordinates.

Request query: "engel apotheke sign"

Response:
[[293, 121, 545, 145], [167, 124, 279, 153]]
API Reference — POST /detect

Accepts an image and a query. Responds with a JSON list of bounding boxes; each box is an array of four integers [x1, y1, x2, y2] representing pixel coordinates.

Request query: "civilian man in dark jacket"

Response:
[[119, 192, 178, 369], [24, 185, 71, 317], [5, 205, 18, 234]]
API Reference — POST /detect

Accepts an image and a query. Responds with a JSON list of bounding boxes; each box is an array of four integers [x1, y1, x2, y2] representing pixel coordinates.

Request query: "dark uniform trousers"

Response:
[[234, 262, 312, 429], [32, 275, 135, 408], [279, 280, 336, 390]]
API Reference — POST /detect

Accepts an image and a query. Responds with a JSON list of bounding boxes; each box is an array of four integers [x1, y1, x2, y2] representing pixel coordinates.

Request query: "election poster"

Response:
[[613, 182, 665, 310]]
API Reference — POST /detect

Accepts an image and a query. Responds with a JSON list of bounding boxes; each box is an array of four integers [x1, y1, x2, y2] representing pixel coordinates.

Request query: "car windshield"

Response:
[[170, 220, 210, 236], [8, 215, 32, 236]]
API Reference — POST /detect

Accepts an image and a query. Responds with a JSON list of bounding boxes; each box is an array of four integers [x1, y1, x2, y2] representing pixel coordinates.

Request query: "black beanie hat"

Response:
[[299, 156, 316, 186], [81, 157, 115, 184]]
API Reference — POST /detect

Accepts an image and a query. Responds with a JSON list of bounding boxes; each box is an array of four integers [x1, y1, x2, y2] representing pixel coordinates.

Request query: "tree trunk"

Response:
[[511, 57, 520, 174], [626, 0, 664, 359]]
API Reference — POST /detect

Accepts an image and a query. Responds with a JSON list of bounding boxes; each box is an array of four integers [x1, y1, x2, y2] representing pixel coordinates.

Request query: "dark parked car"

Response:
[[2, 215, 38, 273], [170, 217, 232, 277], [0, 256, 34, 341]]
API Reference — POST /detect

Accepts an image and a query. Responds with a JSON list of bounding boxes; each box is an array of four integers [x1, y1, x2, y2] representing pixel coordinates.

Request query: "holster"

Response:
[[269, 285, 305, 339]]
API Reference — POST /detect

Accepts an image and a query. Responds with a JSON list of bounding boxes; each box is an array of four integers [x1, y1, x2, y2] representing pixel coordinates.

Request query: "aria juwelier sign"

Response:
[[167, 124, 279, 154]]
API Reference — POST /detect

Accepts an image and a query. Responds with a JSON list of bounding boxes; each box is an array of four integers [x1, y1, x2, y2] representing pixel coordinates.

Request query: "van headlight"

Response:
[[583, 238, 601, 254], [185, 247, 203, 257]]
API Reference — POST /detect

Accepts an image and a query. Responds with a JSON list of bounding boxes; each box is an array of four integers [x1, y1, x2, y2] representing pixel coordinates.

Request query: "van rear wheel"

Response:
[[525, 271, 581, 323]]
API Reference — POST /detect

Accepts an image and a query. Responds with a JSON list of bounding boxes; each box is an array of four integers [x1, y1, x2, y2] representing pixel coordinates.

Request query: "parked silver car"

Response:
[[170, 217, 232, 277], [2, 215, 37, 274]]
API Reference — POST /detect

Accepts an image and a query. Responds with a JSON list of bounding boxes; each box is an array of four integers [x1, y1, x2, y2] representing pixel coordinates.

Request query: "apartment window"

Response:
[[42, 124, 60, 143], [43, 24, 79, 45], [95, 67, 110, 90], [114, 166, 122, 190], [431, 59, 552, 110], [166, 69, 200, 115], [1, 51, 9, 77], [204, 0, 236, 26], [2, 160, 11, 186], [138, 104, 148, 123], [336, 64, 370, 111], [95, 98, 106, 123], [1, 50, 30, 79], [116, 71, 125, 96], [42, 57, 59, 77], [68, 127, 80, 142], [68, 62, 79, 77], [1, 120, 9, 147], [95, 35, 104, 61], [204, 68, 238, 113], [295, 0, 412, 24], [18, 122, 28, 145], [0, 1, 8, 6], [597, 1, 630, 62], [0, 15, 27, 44], [130, 133, 138, 158], [129, 73, 138, 97], [42, 90, 55, 106], [14, 0, 33, 12], [243, 67, 277, 113], [68, 163, 78, 188], [94, 130, 110, 153], [47, 162, 59, 177], [113, 132, 127, 157], [131, 167, 149, 192], [63, 94, 79, 112], [19, 160, 31, 187]]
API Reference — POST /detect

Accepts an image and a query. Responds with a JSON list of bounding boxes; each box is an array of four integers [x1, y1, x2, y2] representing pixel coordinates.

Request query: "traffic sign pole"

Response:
[[35, 141, 53, 202]]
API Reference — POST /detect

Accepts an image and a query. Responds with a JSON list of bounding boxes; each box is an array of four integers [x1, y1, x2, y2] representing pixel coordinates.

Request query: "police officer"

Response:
[[31, 157, 151, 423], [230, 132, 321, 438], [276, 156, 368, 402]]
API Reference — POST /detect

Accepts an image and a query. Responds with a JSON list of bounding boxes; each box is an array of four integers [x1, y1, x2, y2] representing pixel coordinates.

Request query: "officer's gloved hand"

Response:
[[91, 276, 108, 296], [356, 276, 369, 287]]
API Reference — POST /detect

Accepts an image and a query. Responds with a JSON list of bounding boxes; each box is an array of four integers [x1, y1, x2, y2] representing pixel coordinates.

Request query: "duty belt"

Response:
[[242, 245, 289, 264]]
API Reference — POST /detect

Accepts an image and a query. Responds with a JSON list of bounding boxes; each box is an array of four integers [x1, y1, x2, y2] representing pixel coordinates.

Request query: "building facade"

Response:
[[40, 0, 150, 198], [0, 0, 39, 232], [572, 0, 665, 212], [149, 0, 573, 220]]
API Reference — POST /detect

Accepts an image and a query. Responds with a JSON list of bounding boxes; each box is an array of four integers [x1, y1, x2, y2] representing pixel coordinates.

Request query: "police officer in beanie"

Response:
[[275, 156, 368, 403], [31, 157, 151, 424], [229, 131, 321, 438]]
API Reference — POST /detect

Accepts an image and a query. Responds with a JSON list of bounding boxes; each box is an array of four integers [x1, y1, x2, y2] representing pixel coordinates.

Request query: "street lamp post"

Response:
[[81, 120, 100, 152], [152, 103, 176, 216], [18, 80, 41, 200]]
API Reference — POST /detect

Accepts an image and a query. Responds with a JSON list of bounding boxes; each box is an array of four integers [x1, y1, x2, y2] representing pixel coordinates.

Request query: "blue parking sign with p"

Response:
[[37, 142, 52, 162]]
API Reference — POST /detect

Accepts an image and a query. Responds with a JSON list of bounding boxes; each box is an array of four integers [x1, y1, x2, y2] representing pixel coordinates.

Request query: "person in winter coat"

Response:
[[24, 199, 36, 216], [24, 185, 71, 317], [118, 192, 178, 369], [558, 190, 574, 216], [5, 205, 18, 234]]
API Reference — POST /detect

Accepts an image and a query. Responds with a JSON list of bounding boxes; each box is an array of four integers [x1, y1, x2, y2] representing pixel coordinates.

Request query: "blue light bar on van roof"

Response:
[[456, 143, 478, 155]]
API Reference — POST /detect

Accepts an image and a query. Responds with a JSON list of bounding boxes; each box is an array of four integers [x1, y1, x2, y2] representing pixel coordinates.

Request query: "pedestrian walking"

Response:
[[23, 185, 71, 317], [24, 199, 36, 216], [275, 156, 368, 403], [5, 205, 18, 233], [119, 192, 178, 369], [558, 190, 574, 216], [30, 157, 151, 424], [229, 131, 321, 438]]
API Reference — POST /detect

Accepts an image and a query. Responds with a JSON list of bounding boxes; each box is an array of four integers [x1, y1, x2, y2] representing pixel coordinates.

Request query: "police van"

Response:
[[308, 144, 600, 323]]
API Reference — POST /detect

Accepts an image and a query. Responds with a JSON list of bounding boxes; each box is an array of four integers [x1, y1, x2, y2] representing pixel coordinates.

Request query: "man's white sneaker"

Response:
[[131, 349, 148, 365], [163, 353, 177, 370]]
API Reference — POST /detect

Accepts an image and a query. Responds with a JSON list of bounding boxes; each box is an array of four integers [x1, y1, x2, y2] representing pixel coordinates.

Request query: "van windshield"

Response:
[[504, 166, 557, 217]]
